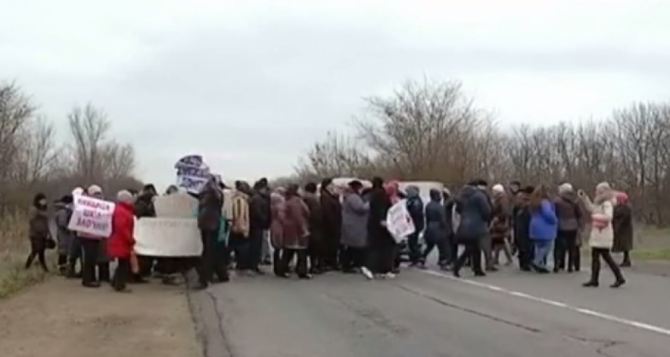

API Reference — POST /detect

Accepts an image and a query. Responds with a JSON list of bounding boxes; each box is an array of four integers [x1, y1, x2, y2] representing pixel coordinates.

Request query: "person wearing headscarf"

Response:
[[579, 182, 626, 288], [302, 182, 323, 274], [79, 185, 108, 287], [270, 188, 286, 276], [320, 178, 342, 271], [66, 187, 84, 278], [340, 180, 370, 273], [54, 194, 75, 275], [366, 177, 397, 279], [422, 189, 449, 268], [554, 183, 583, 273], [249, 179, 272, 274], [529, 185, 558, 273], [108, 191, 136, 292], [278, 184, 311, 279], [513, 186, 535, 271], [490, 184, 513, 267], [452, 180, 491, 277], [26, 193, 51, 272], [613, 191, 633, 267], [196, 175, 228, 289], [405, 185, 425, 266]]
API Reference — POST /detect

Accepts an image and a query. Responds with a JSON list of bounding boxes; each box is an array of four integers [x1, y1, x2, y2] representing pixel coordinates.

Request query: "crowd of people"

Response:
[[25, 175, 634, 293]]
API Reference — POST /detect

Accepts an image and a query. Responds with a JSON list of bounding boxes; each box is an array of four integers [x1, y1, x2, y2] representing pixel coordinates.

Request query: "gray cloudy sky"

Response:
[[2, 0, 669, 188]]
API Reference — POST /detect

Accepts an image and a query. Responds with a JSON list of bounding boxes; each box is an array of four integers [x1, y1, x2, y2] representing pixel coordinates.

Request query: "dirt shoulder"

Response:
[[0, 277, 201, 357]]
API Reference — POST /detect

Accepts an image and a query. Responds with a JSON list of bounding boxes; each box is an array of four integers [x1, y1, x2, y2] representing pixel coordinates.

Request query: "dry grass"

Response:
[[631, 225, 670, 262], [0, 212, 50, 298]]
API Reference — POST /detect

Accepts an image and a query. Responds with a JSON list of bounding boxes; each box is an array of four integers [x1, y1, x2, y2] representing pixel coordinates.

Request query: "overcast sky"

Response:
[[2, 0, 669, 189]]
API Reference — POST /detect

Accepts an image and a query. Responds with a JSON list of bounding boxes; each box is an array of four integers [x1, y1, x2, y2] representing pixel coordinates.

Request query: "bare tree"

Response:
[[68, 104, 112, 183]]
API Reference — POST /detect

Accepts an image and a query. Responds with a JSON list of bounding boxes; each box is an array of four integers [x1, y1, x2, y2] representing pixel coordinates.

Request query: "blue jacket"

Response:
[[455, 185, 492, 240], [530, 199, 558, 241]]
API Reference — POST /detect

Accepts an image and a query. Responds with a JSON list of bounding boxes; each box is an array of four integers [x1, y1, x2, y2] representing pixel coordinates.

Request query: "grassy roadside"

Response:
[[0, 212, 51, 299], [631, 226, 670, 262]]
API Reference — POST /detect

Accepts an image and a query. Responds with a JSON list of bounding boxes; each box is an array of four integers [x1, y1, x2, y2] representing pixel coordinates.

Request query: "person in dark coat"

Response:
[[340, 180, 370, 273], [133, 184, 157, 282], [490, 184, 513, 266], [422, 189, 449, 269], [613, 192, 634, 267], [196, 175, 228, 289], [366, 177, 396, 278], [554, 183, 583, 272], [320, 178, 342, 271], [405, 186, 425, 266], [270, 189, 286, 276], [302, 182, 323, 274], [514, 186, 535, 271], [54, 195, 74, 275], [26, 193, 51, 272], [443, 189, 457, 267], [279, 184, 311, 279], [249, 180, 272, 274], [453, 180, 491, 278], [107, 191, 136, 292]]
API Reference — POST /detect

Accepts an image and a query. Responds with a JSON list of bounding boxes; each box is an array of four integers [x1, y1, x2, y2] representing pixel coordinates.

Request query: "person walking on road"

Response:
[[26, 193, 51, 272], [514, 186, 534, 271], [249, 180, 272, 274], [229, 181, 251, 271], [320, 178, 342, 271], [54, 195, 75, 275], [490, 184, 513, 266], [278, 184, 311, 279], [422, 189, 449, 269], [196, 175, 228, 289], [367, 177, 396, 279], [612, 191, 634, 268], [405, 185, 425, 267], [554, 183, 583, 273], [580, 182, 626, 288], [107, 190, 136, 292], [453, 180, 491, 278], [302, 183, 323, 274], [529, 185, 558, 274], [270, 188, 286, 276], [340, 180, 370, 273]]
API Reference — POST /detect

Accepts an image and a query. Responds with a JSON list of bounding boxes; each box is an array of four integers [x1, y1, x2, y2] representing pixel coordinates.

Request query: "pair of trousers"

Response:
[[423, 239, 449, 266], [454, 240, 484, 275], [229, 233, 250, 270], [280, 249, 308, 277], [322, 233, 340, 269], [68, 236, 82, 274], [112, 258, 131, 291], [555, 230, 580, 271], [590, 248, 624, 283], [81, 239, 100, 285], [308, 237, 322, 271], [369, 238, 397, 274], [196, 230, 229, 285], [479, 234, 493, 269], [533, 240, 554, 269], [493, 238, 513, 265], [248, 228, 264, 270], [407, 232, 422, 264], [25, 248, 48, 271], [273, 249, 283, 276], [261, 230, 271, 262], [341, 246, 367, 271]]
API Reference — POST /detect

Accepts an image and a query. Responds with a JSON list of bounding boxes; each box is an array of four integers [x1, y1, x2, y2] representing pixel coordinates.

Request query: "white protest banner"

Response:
[[133, 192, 203, 257], [386, 199, 416, 243], [68, 195, 115, 238]]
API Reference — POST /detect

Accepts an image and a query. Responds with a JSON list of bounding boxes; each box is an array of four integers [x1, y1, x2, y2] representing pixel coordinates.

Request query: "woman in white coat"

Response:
[[578, 182, 626, 288]]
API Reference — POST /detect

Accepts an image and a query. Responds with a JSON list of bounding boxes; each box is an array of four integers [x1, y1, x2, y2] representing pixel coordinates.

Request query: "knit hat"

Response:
[[558, 183, 573, 194], [88, 185, 103, 195], [492, 184, 505, 194]]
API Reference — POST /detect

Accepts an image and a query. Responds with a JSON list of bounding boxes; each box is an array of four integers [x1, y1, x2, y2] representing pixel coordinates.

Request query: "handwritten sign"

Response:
[[68, 195, 115, 238], [386, 199, 416, 243], [175, 155, 210, 194]]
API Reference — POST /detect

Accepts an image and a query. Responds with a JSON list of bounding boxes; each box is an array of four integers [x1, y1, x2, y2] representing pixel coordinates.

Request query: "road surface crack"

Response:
[[205, 290, 237, 357], [564, 335, 625, 357], [394, 284, 542, 334]]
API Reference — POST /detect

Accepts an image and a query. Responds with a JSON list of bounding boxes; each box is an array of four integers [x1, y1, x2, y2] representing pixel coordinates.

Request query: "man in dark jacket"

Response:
[[453, 180, 492, 277], [554, 183, 583, 272], [320, 178, 342, 271], [514, 186, 535, 271], [196, 175, 227, 289], [133, 184, 158, 281], [303, 182, 323, 274], [443, 189, 457, 267], [249, 180, 271, 274], [405, 186, 425, 266]]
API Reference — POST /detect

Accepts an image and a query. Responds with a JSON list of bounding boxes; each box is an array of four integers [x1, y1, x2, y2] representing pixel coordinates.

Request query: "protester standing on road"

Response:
[[422, 189, 449, 269], [490, 184, 513, 266], [256, 178, 273, 266], [270, 188, 286, 276], [475, 181, 496, 272], [340, 180, 370, 273], [108, 190, 135, 292], [133, 184, 157, 282], [613, 191, 634, 267], [514, 186, 534, 271], [26, 193, 51, 272], [54, 195, 74, 275], [554, 183, 582, 273], [196, 175, 227, 289], [229, 181, 251, 271], [320, 178, 342, 271], [279, 184, 311, 279], [367, 177, 396, 279], [79, 185, 106, 287], [249, 180, 272, 274], [88, 186, 111, 284], [443, 189, 457, 267], [529, 185, 558, 273], [302, 183, 323, 274], [580, 182, 626, 288], [453, 180, 491, 277], [405, 185, 425, 267], [67, 187, 85, 278]]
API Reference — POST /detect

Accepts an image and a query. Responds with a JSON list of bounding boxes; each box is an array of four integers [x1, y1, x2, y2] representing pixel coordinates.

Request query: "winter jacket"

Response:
[[270, 193, 285, 249], [585, 198, 615, 249], [424, 190, 447, 244], [554, 192, 582, 232], [282, 195, 310, 249], [341, 190, 370, 248], [321, 190, 342, 242], [54, 203, 75, 255], [28, 208, 50, 250], [249, 191, 271, 231], [529, 200, 558, 241], [455, 186, 492, 241], [134, 193, 156, 218], [367, 186, 393, 245], [107, 202, 135, 259], [612, 203, 633, 252], [198, 182, 223, 232], [444, 198, 455, 235], [405, 186, 425, 233], [231, 191, 250, 237], [303, 192, 323, 243], [490, 195, 510, 244]]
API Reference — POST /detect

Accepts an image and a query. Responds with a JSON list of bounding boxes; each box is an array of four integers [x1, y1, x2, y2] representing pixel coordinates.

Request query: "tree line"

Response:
[[0, 81, 140, 213], [297, 79, 670, 227]]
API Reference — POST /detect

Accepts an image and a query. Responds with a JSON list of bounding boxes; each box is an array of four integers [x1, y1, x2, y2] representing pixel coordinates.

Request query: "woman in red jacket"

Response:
[[108, 190, 136, 292]]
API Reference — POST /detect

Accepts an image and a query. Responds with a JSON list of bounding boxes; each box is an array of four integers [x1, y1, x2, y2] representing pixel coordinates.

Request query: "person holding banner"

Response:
[[107, 190, 136, 292], [77, 185, 112, 288]]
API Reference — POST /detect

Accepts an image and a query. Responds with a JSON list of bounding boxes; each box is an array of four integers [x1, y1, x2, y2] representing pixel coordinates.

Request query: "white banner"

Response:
[[386, 199, 416, 243], [134, 218, 202, 257], [67, 195, 116, 238]]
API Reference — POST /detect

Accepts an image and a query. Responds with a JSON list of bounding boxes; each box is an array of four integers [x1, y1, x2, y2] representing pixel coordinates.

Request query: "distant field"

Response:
[[631, 226, 670, 261]]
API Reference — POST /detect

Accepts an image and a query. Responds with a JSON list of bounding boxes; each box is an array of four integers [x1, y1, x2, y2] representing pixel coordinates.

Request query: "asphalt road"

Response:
[[189, 264, 670, 357]]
